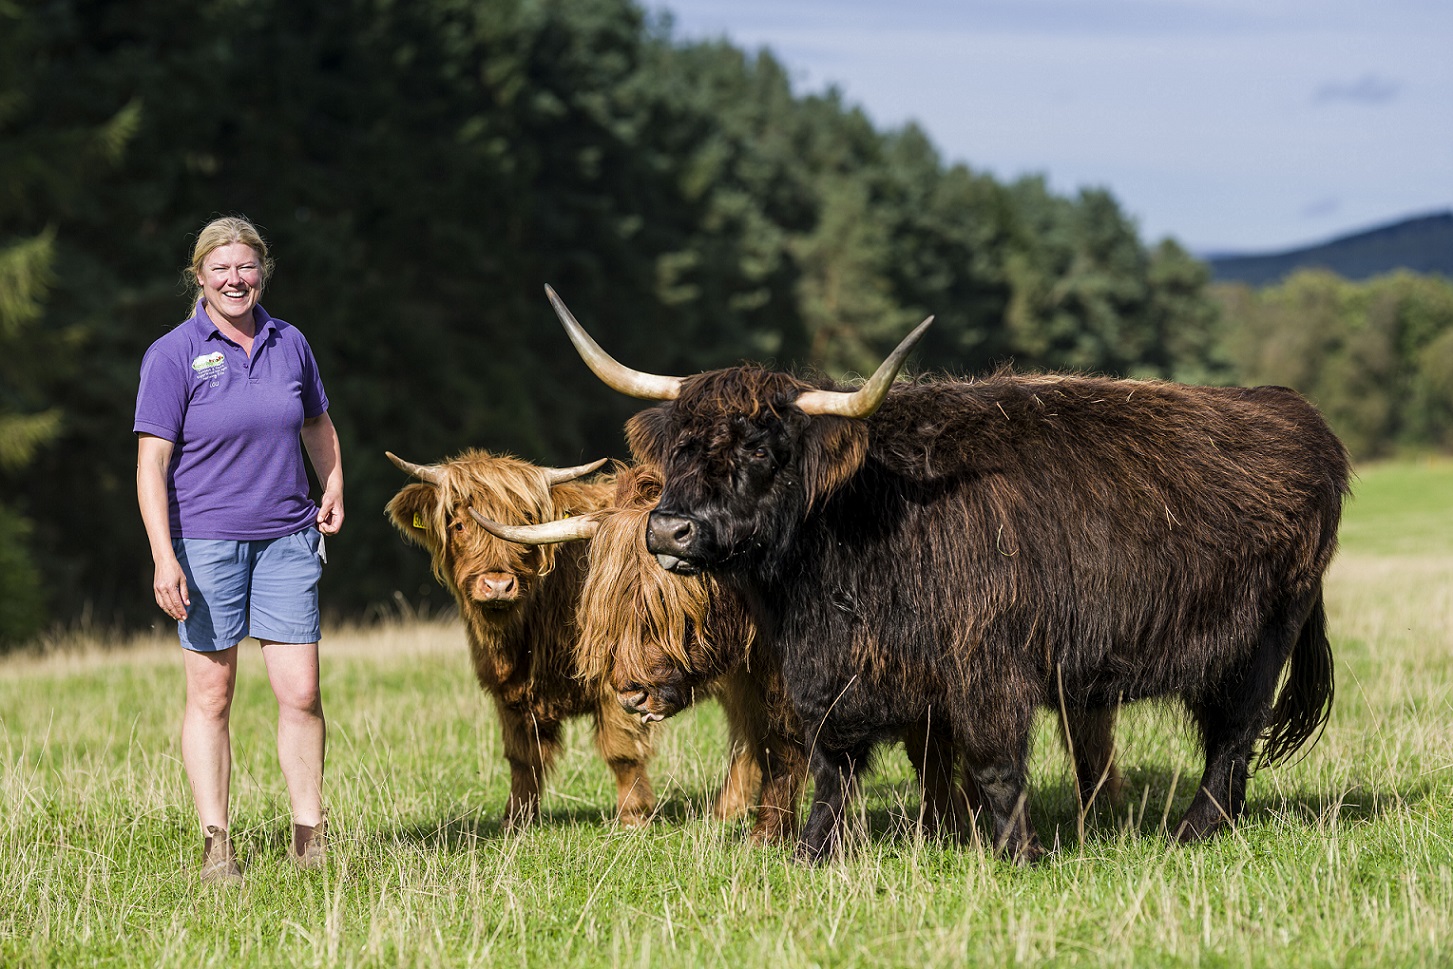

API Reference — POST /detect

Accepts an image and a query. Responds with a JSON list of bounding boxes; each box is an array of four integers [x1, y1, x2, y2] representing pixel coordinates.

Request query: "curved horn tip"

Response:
[[545, 456, 610, 486], [542, 288, 684, 402], [794, 314, 935, 419], [386, 450, 445, 484]]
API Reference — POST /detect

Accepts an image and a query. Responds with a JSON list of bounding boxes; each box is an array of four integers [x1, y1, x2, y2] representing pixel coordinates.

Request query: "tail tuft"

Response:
[[1259, 591, 1335, 769]]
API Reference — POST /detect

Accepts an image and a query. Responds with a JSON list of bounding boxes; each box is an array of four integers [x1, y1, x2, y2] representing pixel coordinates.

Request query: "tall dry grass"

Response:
[[1, 463, 1450, 967]]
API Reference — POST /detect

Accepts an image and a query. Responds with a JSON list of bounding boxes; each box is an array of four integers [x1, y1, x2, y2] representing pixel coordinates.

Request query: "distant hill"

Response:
[[1207, 211, 1453, 287]]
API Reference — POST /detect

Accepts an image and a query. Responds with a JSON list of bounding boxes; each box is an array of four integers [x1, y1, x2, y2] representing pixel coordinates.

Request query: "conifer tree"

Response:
[[0, 2, 137, 644]]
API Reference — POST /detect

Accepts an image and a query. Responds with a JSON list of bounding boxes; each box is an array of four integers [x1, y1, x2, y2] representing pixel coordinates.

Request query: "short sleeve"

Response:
[[133, 341, 187, 441], [297, 332, 329, 419]]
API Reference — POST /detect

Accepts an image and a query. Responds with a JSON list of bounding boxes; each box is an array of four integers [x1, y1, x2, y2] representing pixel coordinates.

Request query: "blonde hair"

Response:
[[184, 216, 274, 305]]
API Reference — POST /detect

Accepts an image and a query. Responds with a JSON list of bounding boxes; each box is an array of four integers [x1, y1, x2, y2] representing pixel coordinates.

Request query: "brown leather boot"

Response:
[[200, 825, 242, 885], [289, 819, 326, 870]]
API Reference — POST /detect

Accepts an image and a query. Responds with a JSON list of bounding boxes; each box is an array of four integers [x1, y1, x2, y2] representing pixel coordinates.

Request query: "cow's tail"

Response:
[[1259, 589, 1335, 769]]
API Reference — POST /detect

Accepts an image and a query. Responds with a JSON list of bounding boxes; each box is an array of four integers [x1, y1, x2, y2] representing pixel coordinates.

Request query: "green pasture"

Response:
[[1, 460, 1450, 967], [1339, 457, 1453, 558]]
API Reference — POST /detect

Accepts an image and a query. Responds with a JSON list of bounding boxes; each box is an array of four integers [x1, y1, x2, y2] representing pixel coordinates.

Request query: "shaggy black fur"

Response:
[[629, 368, 1349, 863]]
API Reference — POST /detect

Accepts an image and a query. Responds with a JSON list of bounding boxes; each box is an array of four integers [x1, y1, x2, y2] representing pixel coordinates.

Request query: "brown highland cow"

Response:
[[384, 449, 655, 828]]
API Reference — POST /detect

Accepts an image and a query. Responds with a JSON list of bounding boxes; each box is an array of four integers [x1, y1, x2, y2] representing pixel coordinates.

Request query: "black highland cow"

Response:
[[544, 286, 1349, 864], [470, 464, 990, 845]]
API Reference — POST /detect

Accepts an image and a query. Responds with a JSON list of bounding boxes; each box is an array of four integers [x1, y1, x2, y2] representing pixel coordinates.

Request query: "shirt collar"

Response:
[[191, 300, 277, 343]]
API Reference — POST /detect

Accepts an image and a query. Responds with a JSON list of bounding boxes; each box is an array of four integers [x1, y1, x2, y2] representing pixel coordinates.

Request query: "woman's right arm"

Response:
[[137, 433, 189, 620]]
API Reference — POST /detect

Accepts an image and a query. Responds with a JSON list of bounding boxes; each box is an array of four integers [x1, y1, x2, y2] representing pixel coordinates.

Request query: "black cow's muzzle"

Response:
[[645, 510, 705, 574]]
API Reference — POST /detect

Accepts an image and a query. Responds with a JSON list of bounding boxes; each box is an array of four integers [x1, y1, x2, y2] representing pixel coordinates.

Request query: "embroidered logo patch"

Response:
[[191, 352, 227, 381]]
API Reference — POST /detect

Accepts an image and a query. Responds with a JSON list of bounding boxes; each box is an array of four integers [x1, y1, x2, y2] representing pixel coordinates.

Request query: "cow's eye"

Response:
[[452, 520, 466, 533], [751, 446, 770, 461]]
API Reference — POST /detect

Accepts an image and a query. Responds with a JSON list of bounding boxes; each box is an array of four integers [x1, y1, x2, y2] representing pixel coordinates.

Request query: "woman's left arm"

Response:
[[302, 411, 345, 534]]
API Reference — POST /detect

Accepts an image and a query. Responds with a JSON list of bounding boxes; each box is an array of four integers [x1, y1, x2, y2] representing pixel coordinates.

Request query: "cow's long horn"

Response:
[[386, 451, 445, 486], [545, 285, 683, 401], [545, 458, 609, 485], [795, 316, 934, 418], [467, 508, 600, 545]]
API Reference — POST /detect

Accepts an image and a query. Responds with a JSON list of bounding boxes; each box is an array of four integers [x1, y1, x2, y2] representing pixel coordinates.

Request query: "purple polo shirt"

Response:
[[134, 301, 329, 540]]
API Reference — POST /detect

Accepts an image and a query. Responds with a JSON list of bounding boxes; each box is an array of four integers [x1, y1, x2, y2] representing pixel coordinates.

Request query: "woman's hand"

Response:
[[301, 412, 345, 536], [152, 555, 190, 621], [137, 433, 190, 620], [316, 488, 345, 535]]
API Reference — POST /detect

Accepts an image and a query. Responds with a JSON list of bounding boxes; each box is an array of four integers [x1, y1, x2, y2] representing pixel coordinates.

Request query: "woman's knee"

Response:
[[260, 641, 323, 717], [274, 679, 324, 719], [184, 653, 237, 721], [186, 680, 234, 721]]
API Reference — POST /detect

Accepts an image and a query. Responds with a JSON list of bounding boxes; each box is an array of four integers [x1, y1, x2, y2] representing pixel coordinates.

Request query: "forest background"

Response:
[[3, 0, 1452, 645]]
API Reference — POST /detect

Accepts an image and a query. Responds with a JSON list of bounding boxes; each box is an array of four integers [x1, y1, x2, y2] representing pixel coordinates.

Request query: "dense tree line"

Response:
[[1215, 271, 1453, 458], [0, 0, 1443, 645]]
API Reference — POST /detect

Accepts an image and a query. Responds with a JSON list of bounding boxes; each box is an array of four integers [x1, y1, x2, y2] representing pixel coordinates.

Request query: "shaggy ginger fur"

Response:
[[386, 449, 654, 827]]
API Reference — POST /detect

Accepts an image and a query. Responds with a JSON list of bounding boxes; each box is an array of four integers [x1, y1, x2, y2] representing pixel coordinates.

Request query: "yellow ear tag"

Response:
[[413, 512, 426, 529]]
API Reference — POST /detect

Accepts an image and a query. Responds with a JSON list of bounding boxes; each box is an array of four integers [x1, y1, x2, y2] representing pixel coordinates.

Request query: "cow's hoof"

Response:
[[501, 810, 536, 833], [1002, 836, 1047, 866], [1172, 815, 1226, 844], [791, 840, 836, 866]]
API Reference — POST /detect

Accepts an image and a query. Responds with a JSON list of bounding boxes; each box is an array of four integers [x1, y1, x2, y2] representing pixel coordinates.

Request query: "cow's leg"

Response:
[[715, 745, 762, 822], [959, 697, 1043, 864], [900, 716, 978, 839], [795, 743, 869, 864], [1176, 700, 1259, 843], [749, 733, 806, 845], [495, 699, 561, 829], [712, 674, 764, 821], [712, 668, 799, 840], [1062, 705, 1123, 812], [1176, 615, 1302, 842], [966, 753, 1043, 865], [595, 698, 656, 826]]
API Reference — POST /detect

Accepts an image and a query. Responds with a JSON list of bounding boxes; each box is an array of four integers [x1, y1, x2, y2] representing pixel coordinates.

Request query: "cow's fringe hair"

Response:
[[577, 507, 711, 684], [392, 449, 606, 585], [677, 366, 809, 423], [575, 465, 752, 686]]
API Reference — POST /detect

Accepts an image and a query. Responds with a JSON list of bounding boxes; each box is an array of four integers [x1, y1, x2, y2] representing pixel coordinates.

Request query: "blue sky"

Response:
[[649, 0, 1452, 254]]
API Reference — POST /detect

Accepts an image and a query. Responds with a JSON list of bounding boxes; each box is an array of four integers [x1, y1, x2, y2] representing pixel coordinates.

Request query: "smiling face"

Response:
[[196, 242, 264, 331]]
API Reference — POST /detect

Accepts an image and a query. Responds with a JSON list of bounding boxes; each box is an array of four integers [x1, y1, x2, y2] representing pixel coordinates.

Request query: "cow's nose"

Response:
[[478, 572, 518, 600], [646, 512, 695, 556], [617, 687, 649, 714]]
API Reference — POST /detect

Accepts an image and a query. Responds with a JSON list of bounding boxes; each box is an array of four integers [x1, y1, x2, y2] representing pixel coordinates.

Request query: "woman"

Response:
[[134, 216, 344, 884]]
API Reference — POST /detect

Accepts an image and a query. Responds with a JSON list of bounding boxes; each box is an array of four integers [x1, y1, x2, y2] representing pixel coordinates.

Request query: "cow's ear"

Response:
[[386, 482, 443, 553], [626, 406, 672, 468], [800, 416, 868, 510]]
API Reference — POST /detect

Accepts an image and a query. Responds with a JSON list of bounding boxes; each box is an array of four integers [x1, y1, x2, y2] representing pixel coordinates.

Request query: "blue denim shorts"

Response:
[[173, 527, 325, 651]]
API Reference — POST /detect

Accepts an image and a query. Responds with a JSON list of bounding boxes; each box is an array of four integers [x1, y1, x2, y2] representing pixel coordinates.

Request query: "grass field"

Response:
[[2, 460, 1450, 967]]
